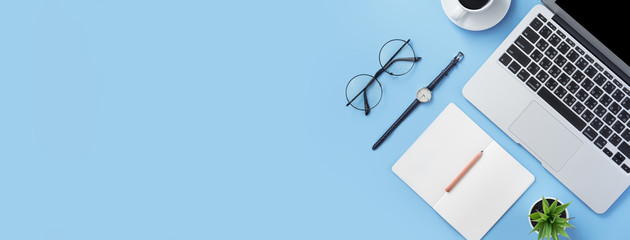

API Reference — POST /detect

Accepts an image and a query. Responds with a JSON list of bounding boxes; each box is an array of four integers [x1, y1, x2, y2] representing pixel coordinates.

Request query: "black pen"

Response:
[[372, 52, 464, 150]]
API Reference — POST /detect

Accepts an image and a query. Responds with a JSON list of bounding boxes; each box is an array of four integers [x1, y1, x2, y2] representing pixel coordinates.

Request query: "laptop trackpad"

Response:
[[509, 101, 582, 171]]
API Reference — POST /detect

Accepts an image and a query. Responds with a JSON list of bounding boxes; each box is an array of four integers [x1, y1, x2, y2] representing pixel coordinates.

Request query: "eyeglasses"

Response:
[[345, 39, 421, 115]]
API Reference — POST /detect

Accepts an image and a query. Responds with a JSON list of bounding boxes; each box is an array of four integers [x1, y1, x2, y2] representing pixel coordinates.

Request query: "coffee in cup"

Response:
[[449, 0, 495, 22]]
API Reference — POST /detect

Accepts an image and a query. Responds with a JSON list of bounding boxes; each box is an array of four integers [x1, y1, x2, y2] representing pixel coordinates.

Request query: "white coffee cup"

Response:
[[449, 0, 495, 22]]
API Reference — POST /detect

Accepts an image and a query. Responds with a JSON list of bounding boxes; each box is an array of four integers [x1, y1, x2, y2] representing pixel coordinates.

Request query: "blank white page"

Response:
[[392, 103, 493, 206], [433, 141, 534, 240]]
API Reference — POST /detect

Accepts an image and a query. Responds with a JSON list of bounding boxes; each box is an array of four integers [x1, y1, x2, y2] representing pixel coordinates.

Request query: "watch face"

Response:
[[416, 88, 432, 102]]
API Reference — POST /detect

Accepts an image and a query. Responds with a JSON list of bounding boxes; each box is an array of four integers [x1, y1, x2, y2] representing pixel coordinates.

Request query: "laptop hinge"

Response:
[[552, 15, 630, 86]]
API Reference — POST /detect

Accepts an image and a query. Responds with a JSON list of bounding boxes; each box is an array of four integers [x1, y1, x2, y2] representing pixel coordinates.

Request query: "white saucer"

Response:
[[441, 0, 511, 31]]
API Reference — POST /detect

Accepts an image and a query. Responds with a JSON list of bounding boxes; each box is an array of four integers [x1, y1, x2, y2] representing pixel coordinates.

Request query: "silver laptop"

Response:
[[463, 0, 630, 213]]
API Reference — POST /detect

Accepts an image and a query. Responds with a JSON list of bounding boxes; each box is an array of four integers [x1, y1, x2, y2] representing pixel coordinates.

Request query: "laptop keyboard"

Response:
[[499, 13, 630, 175]]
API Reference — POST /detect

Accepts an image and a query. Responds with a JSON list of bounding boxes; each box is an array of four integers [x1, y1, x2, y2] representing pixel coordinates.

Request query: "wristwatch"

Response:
[[372, 52, 464, 150]]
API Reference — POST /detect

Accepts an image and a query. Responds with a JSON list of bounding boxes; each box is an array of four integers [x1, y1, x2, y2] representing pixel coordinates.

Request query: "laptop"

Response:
[[463, 0, 630, 214]]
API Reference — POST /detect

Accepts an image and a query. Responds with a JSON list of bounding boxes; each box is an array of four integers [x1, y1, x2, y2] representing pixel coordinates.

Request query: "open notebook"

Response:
[[392, 103, 534, 240]]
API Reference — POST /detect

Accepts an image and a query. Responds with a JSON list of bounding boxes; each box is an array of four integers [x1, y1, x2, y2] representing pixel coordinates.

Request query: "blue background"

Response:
[[1, 0, 626, 239]]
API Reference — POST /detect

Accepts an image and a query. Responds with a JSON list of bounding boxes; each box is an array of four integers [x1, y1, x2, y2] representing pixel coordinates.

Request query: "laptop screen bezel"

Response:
[[542, 0, 630, 84]]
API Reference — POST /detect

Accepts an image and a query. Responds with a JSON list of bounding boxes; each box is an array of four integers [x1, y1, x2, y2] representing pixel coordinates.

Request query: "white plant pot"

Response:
[[528, 197, 569, 231]]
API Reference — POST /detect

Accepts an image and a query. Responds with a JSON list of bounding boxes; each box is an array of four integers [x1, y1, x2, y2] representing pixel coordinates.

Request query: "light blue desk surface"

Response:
[[1, 0, 627, 239]]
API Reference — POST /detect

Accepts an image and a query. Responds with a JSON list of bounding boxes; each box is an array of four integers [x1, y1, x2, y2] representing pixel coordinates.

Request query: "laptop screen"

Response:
[[555, 1, 629, 65]]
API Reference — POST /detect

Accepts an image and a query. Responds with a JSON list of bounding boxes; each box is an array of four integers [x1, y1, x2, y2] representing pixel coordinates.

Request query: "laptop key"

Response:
[[585, 55, 595, 63], [523, 27, 540, 43], [604, 71, 614, 79], [539, 26, 553, 38], [563, 62, 576, 75], [613, 121, 625, 133], [557, 42, 571, 54], [584, 65, 598, 78], [593, 74, 607, 86], [581, 110, 595, 122], [526, 77, 542, 91], [603, 148, 614, 157], [590, 118, 604, 130], [507, 45, 531, 66], [530, 18, 544, 30], [499, 53, 512, 66], [594, 105, 607, 118], [619, 142, 630, 159], [554, 87, 568, 98], [594, 136, 607, 149], [591, 86, 603, 99], [621, 98, 630, 109], [536, 39, 549, 51], [515, 36, 534, 54], [572, 71, 585, 82], [576, 47, 585, 55], [585, 97, 598, 109], [538, 88, 587, 130], [609, 102, 622, 115], [540, 57, 553, 70], [576, 58, 589, 70], [622, 164, 630, 173], [545, 47, 558, 59], [622, 129, 630, 141], [548, 34, 561, 46], [536, 71, 550, 83], [557, 73, 571, 85], [554, 55, 567, 67], [580, 78, 594, 91], [517, 69, 530, 81], [527, 62, 541, 75], [610, 134, 623, 146], [619, 110, 630, 123], [572, 102, 585, 114], [563, 94, 576, 106], [600, 94, 613, 107], [583, 126, 598, 141], [613, 152, 626, 165], [531, 49, 544, 62], [567, 50, 579, 62], [508, 61, 521, 74], [566, 82, 580, 93], [549, 66, 562, 78], [600, 126, 613, 138], [612, 90, 625, 102], [603, 82, 616, 94], [545, 79, 559, 90], [603, 113, 616, 125]]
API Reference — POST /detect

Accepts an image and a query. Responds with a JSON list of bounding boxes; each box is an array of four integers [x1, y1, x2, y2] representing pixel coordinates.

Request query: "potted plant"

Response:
[[528, 196, 574, 240]]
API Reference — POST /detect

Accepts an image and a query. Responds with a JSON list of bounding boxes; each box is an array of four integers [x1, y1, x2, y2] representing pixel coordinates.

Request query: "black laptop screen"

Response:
[[555, 0, 629, 65]]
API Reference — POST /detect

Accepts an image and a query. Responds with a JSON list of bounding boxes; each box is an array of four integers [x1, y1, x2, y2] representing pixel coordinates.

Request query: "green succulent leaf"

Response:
[[530, 222, 543, 234], [554, 217, 568, 224], [539, 212, 549, 221], [556, 224, 571, 239], [549, 199, 558, 215], [553, 201, 572, 216], [542, 196, 550, 214], [551, 226, 559, 240]]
